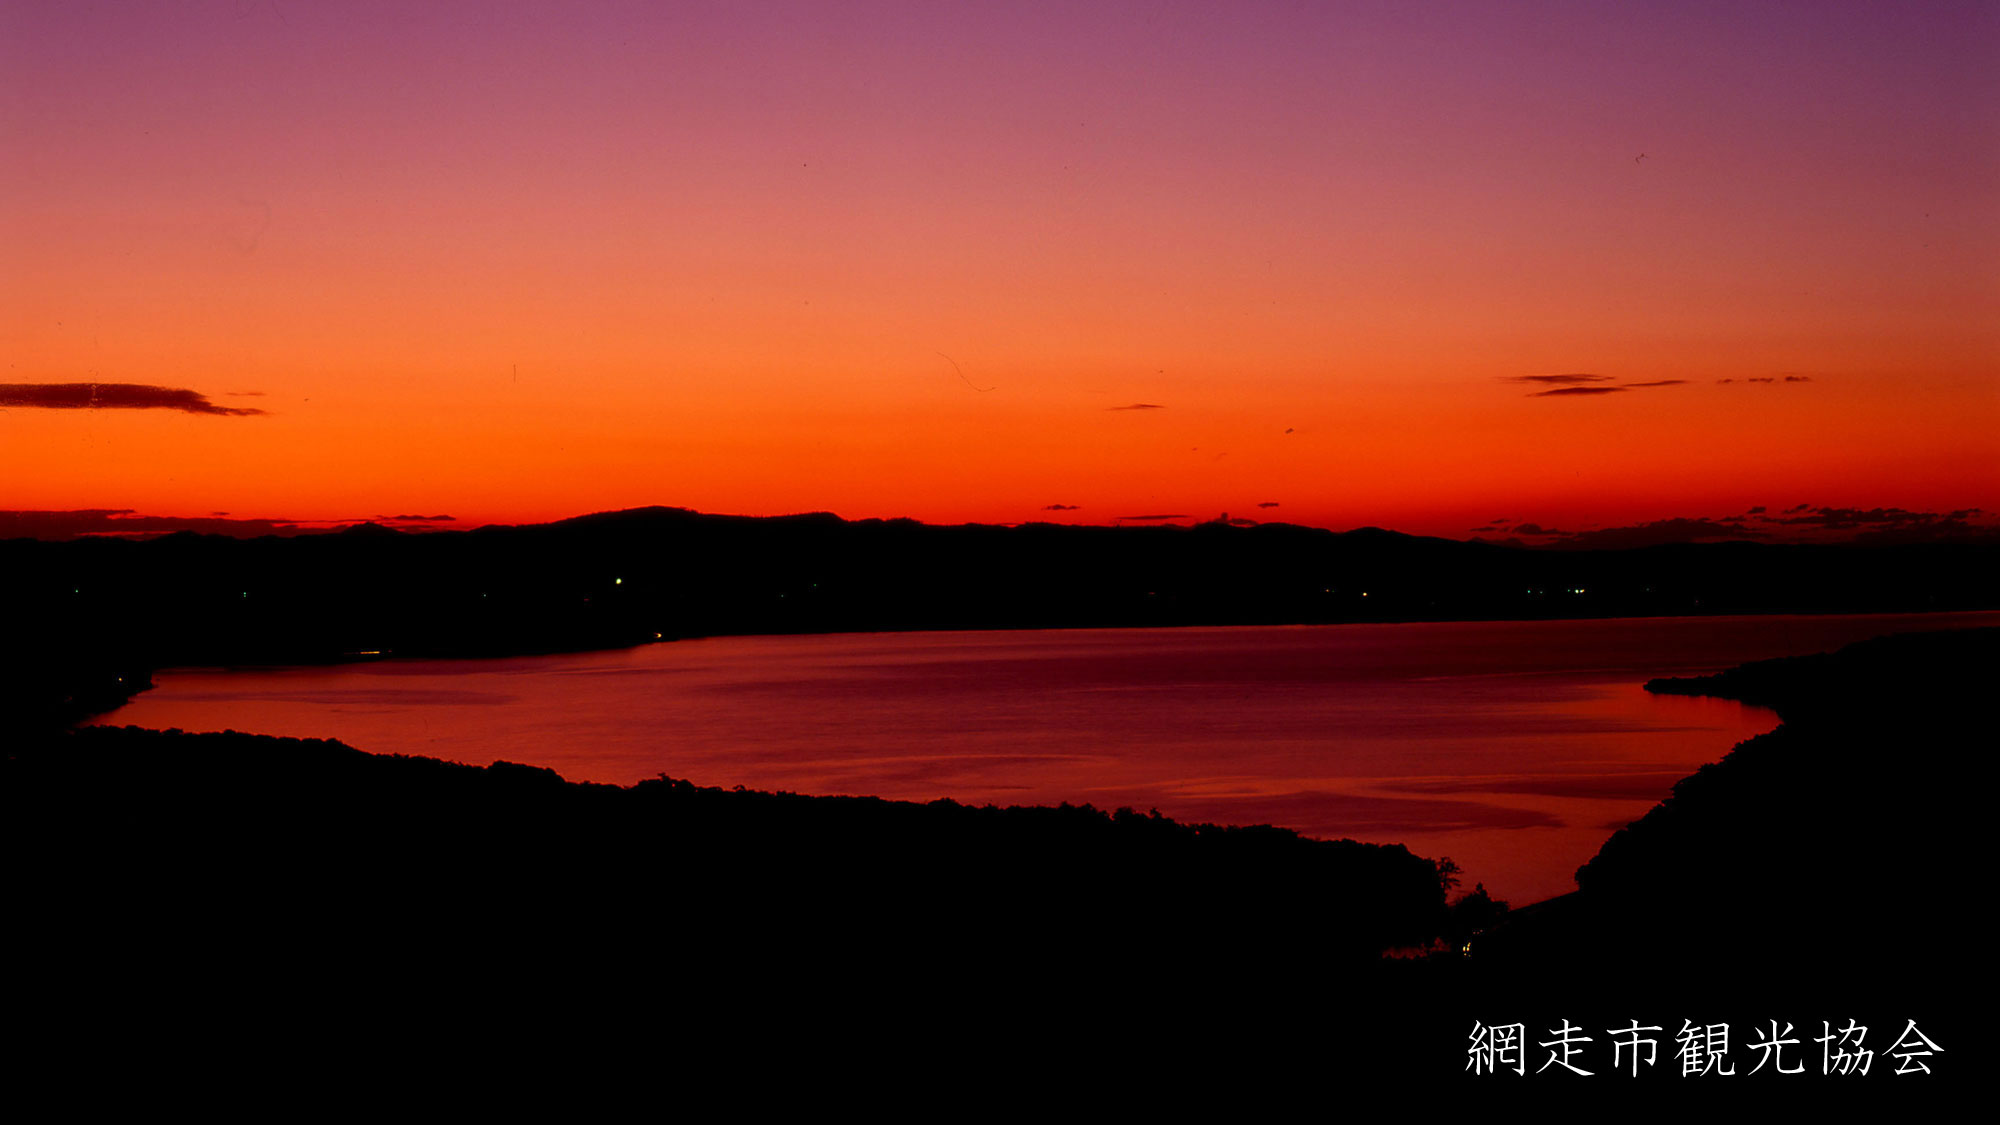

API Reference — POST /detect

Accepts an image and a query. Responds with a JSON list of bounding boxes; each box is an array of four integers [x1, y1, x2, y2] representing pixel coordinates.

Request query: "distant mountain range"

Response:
[[5, 506, 1995, 687]]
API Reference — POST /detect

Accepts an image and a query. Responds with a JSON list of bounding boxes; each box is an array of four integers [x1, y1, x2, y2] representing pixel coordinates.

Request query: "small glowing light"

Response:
[[615, 577, 623, 585]]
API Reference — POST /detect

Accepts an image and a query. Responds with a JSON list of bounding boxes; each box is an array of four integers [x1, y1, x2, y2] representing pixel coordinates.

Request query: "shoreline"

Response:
[[67, 612, 1991, 907], [6, 625, 1983, 1092]]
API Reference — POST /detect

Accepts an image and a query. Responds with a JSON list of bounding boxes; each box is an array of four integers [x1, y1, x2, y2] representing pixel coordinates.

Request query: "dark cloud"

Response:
[[0, 383, 266, 416], [1108, 403, 1166, 411], [1714, 370, 1825, 387], [1710, 374, 1820, 387], [1257, 501, 1280, 509], [1765, 506, 1920, 529], [1494, 505, 1997, 549], [1041, 504, 1080, 511], [1760, 506, 1998, 543], [381, 514, 457, 523], [1507, 374, 1613, 386], [1515, 374, 1686, 398]]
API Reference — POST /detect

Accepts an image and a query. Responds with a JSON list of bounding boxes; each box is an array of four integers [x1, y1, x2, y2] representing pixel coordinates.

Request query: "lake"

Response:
[[101, 611, 1997, 904]]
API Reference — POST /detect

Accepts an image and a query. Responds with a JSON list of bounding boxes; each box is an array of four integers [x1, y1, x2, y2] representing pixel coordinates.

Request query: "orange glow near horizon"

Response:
[[5, 3, 1994, 539]]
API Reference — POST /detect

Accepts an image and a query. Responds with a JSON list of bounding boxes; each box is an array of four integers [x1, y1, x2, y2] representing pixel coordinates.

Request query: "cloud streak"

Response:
[[0, 383, 266, 416], [1508, 374, 1700, 398], [1108, 403, 1166, 411], [1507, 374, 1613, 386]]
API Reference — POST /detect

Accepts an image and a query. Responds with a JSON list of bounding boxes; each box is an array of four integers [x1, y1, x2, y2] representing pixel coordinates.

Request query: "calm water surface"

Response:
[[104, 611, 1997, 903]]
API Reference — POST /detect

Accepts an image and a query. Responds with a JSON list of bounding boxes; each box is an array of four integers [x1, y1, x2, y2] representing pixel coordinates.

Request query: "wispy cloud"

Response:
[[1108, 403, 1166, 411], [1509, 374, 1692, 398], [0, 383, 266, 416], [1507, 374, 1613, 386], [1041, 503, 1080, 511]]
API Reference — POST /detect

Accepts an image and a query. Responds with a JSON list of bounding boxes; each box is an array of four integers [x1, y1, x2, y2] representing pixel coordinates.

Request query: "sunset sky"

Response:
[[5, 1, 1995, 540]]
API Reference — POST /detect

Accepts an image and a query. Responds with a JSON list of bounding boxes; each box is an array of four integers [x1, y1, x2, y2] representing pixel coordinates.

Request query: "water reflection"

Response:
[[104, 611, 1996, 903]]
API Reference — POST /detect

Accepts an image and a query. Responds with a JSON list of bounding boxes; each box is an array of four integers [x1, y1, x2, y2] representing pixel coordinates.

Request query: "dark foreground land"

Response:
[[1479, 626, 1986, 976], [5, 628, 1988, 1101], [1449, 627, 1988, 1094]]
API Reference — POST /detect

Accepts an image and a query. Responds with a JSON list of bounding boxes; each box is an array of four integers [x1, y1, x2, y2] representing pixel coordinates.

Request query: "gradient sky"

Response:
[[5, 1, 1995, 538]]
